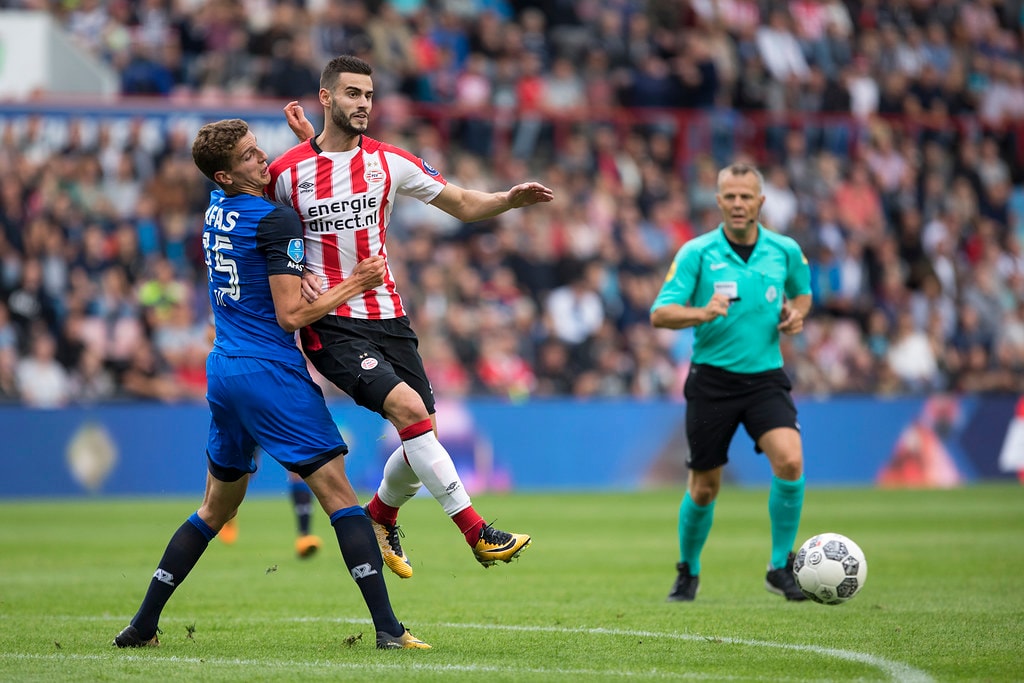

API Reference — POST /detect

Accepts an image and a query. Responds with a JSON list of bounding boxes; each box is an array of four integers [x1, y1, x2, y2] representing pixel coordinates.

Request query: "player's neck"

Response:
[[316, 129, 360, 153]]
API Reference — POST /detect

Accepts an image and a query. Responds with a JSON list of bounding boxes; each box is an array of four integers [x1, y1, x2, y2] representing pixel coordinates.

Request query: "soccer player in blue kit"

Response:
[[651, 163, 812, 602], [113, 119, 429, 650]]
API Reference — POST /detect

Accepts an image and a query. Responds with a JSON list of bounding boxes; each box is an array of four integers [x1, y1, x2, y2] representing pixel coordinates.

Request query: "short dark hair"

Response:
[[320, 54, 373, 91], [718, 163, 764, 193], [192, 118, 249, 184]]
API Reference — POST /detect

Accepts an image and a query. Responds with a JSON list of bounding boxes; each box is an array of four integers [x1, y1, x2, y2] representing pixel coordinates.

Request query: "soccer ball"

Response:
[[792, 532, 867, 605]]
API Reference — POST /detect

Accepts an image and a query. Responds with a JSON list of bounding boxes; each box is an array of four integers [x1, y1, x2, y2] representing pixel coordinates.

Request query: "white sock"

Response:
[[376, 445, 422, 508], [399, 431, 472, 517]]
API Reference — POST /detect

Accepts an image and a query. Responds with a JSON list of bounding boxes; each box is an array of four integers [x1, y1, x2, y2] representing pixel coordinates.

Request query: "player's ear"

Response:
[[214, 169, 232, 186]]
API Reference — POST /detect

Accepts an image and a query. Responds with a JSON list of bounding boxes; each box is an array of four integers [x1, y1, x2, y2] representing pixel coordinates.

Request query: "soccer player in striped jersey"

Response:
[[270, 54, 553, 578], [113, 119, 428, 650]]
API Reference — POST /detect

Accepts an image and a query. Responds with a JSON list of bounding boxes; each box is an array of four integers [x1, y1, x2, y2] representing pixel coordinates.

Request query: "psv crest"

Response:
[[365, 159, 385, 183]]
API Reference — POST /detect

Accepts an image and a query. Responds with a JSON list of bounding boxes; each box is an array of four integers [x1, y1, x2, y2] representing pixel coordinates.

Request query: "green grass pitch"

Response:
[[1, 484, 1022, 682]]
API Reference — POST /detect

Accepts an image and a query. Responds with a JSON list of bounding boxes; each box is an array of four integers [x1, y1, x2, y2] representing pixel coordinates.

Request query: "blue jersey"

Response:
[[202, 190, 306, 366], [200, 190, 347, 476]]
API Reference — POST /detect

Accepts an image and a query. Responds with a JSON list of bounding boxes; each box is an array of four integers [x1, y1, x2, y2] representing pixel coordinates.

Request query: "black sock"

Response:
[[291, 481, 313, 536], [130, 512, 215, 638], [330, 506, 402, 636]]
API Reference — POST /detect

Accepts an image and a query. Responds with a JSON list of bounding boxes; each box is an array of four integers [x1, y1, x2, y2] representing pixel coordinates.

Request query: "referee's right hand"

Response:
[[703, 293, 732, 322]]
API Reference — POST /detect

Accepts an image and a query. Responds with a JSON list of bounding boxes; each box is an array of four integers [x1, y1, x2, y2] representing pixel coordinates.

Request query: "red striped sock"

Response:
[[366, 493, 399, 527], [452, 507, 486, 546]]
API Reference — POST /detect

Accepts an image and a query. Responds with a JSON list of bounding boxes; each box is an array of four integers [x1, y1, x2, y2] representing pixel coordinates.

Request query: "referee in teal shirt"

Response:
[[651, 162, 812, 602]]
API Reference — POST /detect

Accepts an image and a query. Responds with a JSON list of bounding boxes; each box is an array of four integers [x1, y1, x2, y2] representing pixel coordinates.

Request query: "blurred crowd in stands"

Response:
[[0, 0, 1023, 407]]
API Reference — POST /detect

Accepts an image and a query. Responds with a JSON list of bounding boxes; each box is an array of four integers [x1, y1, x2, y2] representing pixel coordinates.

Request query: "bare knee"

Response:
[[688, 469, 721, 506], [383, 383, 430, 428]]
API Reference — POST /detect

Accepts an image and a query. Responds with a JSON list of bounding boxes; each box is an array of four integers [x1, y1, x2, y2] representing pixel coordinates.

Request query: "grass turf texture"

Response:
[[1, 484, 1021, 682]]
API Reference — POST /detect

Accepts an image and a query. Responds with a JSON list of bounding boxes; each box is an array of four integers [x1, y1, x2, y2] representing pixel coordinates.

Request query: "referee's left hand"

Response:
[[778, 303, 804, 335]]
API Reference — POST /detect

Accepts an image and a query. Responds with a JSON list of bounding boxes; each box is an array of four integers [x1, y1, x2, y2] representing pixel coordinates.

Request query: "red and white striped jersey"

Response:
[[268, 136, 447, 319]]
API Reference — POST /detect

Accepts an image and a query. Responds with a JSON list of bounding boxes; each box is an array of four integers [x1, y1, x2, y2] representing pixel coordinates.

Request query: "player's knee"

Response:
[[383, 384, 429, 427], [771, 454, 804, 480], [689, 479, 719, 505]]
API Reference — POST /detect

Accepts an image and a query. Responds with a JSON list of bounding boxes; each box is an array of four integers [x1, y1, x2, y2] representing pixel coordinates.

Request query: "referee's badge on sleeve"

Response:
[[288, 239, 304, 262]]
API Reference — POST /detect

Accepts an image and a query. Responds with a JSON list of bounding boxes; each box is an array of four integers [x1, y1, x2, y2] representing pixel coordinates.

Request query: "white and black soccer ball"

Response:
[[793, 532, 867, 605]]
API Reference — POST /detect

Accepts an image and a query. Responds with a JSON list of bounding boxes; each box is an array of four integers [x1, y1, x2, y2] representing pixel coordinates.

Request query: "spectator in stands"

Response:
[[0, 0, 1021, 404], [16, 328, 72, 408], [887, 309, 941, 393]]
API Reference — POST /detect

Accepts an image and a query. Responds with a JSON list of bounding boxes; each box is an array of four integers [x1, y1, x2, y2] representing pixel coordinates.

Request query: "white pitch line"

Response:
[[11, 615, 935, 682], [0, 652, 774, 681], [287, 617, 936, 683]]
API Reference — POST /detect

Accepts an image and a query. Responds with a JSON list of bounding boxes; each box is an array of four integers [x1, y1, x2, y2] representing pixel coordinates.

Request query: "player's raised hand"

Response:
[[284, 101, 316, 142], [506, 182, 554, 208]]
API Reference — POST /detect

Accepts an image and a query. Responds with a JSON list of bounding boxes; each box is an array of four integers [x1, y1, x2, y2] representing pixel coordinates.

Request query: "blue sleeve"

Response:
[[256, 205, 305, 277]]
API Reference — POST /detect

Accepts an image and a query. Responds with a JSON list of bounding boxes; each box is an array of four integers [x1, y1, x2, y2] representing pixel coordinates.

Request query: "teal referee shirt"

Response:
[[651, 224, 812, 374]]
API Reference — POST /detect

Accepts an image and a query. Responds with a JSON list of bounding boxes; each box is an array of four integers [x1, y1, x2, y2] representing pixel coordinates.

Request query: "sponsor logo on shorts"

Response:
[[361, 357, 379, 370]]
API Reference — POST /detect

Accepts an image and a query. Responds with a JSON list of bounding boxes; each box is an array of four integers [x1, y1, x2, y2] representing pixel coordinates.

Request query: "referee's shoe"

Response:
[[765, 551, 808, 601], [667, 562, 699, 601]]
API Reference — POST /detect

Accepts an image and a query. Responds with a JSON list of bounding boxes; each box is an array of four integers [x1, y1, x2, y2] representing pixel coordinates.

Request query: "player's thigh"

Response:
[[206, 354, 261, 479], [374, 318, 435, 415], [213, 356, 347, 475]]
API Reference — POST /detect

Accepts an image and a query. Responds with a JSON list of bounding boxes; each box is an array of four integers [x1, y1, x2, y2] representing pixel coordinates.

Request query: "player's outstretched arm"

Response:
[[270, 256, 386, 332], [430, 182, 554, 222], [284, 101, 316, 143]]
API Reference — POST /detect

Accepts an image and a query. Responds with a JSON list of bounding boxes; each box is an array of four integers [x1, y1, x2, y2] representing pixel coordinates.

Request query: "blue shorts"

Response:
[[205, 352, 348, 481]]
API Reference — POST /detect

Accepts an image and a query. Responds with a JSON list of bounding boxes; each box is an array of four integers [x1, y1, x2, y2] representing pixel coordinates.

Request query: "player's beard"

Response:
[[330, 104, 368, 136]]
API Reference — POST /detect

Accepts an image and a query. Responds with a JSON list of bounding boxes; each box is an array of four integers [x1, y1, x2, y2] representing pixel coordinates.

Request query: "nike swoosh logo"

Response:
[[710, 263, 727, 270], [487, 539, 518, 552]]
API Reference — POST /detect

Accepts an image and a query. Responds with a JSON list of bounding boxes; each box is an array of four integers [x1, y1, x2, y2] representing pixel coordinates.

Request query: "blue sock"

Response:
[[330, 505, 402, 637], [768, 475, 805, 569], [678, 492, 715, 576]]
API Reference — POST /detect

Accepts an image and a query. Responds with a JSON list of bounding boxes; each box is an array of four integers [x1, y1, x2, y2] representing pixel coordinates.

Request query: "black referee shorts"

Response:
[[299, 315, 436, 418], [683, 363, 799, 471]]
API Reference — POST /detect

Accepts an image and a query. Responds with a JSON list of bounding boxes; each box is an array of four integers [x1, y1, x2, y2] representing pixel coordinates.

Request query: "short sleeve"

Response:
[[256, 205, 306, 277], [784, 238, 812, 299], [651, 244, 701, 312]]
